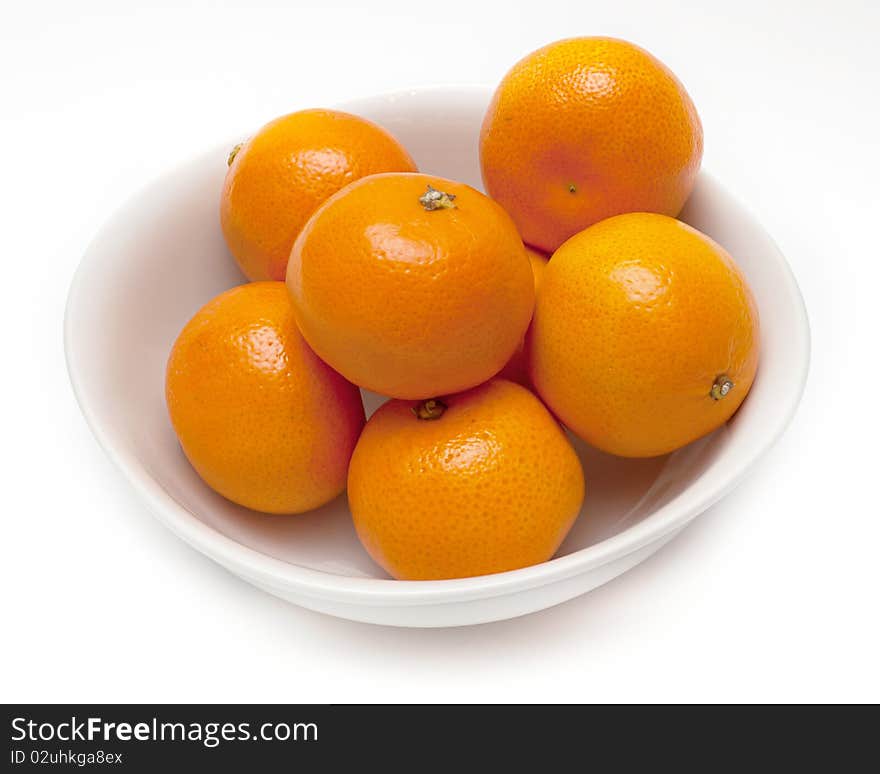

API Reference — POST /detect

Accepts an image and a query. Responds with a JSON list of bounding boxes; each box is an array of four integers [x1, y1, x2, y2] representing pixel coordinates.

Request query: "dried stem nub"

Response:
[[710, 375, 734, 401], [227, 143, 243, 167], [419, 185, 456, 211], [412, 398, 447, 420]]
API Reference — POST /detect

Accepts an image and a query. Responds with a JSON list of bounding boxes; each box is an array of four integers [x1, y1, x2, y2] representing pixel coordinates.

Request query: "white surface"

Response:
[[64, 86, 808, 627], [3, 0, 878, 698]]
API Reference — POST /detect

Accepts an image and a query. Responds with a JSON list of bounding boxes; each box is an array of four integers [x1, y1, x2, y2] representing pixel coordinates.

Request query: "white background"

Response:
[[2, 0, 878, 703]]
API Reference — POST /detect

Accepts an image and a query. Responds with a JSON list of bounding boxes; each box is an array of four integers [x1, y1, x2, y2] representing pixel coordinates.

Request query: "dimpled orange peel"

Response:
[[347, 379, 585, 580], [480, 37, 703, 252], [221, 109, 416, 281], [165, 282, 365, 513], [497, 246, 549, 386], [287, 172, 535, 399], [529, 213, 759, 457]]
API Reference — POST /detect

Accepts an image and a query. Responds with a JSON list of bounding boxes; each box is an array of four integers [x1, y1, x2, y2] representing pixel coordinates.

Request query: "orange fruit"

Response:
[[287, 173, 535, 399], [221, 109, 416, 281], [480, 37, 703, 253], [497, 245, 549, 386], [165, 282, 365, 514], [529, 213, 759, 458], [347, 379, 585, 580]]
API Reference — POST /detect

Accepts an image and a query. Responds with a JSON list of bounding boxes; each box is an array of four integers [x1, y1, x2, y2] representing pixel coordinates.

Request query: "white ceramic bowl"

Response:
[[65, 85, 809, 627]]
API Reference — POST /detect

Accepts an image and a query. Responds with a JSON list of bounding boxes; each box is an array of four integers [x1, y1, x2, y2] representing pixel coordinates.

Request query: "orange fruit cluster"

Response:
[[165, 37, 759, 581]]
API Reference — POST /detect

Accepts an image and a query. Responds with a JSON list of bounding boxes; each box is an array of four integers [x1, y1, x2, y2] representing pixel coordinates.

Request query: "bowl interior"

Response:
[[66, 86, 807, 584]]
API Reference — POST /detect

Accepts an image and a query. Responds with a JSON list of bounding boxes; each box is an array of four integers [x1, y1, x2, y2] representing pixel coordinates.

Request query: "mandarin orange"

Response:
[[347, 379, 585, 580], [480, 37, 703, 252], [165, 282, 365, 513], [287, 173, 535, 399], [529, 213, 759, 457], [221, 109, 416, 281], [497, 245, 549, 386]]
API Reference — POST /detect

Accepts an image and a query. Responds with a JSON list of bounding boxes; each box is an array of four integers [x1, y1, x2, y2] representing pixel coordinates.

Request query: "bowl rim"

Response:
[[64, 84, 811, 607]]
